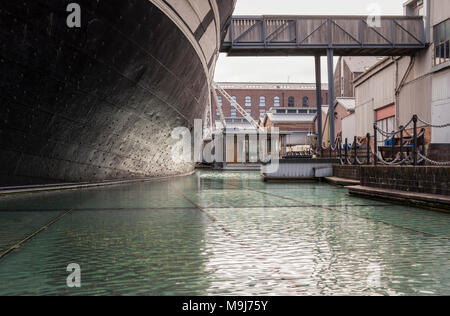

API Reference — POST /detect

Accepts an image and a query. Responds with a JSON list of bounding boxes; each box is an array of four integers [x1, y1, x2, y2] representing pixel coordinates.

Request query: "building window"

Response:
[[288, 96, 295, 107], [231, 109, 237, 117], [260, 96, 266, 107], [274, 96, 281, 107], [217, 96, 223, 107], [245, 109, 252, 117], [259, 110, 266, 118], [245, 96, 252, 107], [216, 110, 220, 120], [231, 96, 237, 107], [434, 19, 450, 66], [376, 116, 395, 143], [302, 96, 309, 107]]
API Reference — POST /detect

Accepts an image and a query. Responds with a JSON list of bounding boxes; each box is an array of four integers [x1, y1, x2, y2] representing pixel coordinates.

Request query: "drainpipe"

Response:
[[395, 56, 415, 128]]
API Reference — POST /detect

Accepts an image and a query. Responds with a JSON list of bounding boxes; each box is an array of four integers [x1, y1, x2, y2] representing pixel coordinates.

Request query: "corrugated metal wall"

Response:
[[431, 69, 450, 143], [355, 61, 396, 136], [398, 75, 432, 127]]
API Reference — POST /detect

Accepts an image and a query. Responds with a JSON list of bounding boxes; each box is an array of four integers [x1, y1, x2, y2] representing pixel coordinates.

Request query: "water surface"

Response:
[[0, 171, 449, 295]]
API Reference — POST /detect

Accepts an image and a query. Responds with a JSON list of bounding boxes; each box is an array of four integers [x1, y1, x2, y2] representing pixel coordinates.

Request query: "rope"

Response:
[[417, 117, 450, 129], [376, 152, 408, 166], [418, 153, 450, 166], [374, 117, 414, 137]]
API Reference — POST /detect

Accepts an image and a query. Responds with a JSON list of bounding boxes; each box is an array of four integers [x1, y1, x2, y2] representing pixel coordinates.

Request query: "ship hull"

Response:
[[0, 0, 235, 186]]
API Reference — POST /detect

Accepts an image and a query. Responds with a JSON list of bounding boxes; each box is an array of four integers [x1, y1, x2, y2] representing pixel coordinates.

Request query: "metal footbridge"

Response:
[[219, 15, 427, 147], [221, 15, 426, 56]]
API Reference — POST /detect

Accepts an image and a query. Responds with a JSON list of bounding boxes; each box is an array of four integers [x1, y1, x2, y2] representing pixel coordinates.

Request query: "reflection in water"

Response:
[[0, 171, 449, 295]]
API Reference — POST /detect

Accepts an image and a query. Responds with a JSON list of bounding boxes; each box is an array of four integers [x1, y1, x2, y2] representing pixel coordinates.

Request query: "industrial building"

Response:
[[353, 0, 450, 159]]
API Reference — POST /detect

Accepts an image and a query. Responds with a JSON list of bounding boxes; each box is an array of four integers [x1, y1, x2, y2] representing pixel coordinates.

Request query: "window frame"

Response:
[[259, 109, 266, 118], [274, 96, 281, 107], [302, 96, 309, 107], [245, 96, 252, 107], [259, 96, 266, 107], [434, 19, 450, 66], [288, 96, 295, 108]]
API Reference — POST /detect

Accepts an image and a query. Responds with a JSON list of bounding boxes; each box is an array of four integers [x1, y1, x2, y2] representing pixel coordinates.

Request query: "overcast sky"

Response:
[[214, 0, 406, 83]]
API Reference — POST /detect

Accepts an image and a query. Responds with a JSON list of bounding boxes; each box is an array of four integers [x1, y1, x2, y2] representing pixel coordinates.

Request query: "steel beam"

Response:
[[327, 48, 335, 147], [315, 55, 323, 150]]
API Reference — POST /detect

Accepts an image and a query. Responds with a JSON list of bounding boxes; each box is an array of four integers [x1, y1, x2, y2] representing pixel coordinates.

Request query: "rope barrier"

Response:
[[418, 153, 450, 166], [417, 117, 450, 129], [336, 114, 449, 166], [376, 152, 408, 166]]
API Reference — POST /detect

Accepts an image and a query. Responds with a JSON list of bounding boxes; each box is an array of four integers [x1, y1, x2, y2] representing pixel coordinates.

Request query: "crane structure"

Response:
[[212, 82, 265, 132]]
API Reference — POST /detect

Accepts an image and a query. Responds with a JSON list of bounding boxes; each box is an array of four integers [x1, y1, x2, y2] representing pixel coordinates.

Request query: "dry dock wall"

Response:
[[335, 165, 450, 196]]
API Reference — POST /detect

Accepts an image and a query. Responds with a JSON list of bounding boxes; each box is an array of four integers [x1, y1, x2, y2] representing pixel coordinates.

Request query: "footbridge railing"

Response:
[[221, 15, 426, 56]]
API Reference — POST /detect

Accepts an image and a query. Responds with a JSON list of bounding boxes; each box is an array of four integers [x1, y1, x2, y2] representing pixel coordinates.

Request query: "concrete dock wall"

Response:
[[335, 165, 450, 196], [359, 166, 450, 196]]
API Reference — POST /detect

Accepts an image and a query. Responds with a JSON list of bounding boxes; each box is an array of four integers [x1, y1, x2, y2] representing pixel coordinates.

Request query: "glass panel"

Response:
[[446, 19, 450, 40], [259, 97, 266, 107], [288, 96, 295, 107], [445, 41, 450, 60], [303, 96, 309, 107], [434, 22, 445, 43]]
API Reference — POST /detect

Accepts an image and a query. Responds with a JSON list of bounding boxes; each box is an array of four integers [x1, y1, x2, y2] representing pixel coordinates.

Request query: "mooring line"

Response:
[[225, 183, 450, 240], [0, 208, 74, 260]]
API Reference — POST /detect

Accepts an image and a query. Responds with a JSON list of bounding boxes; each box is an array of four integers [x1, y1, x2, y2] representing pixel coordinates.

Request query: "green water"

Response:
[[0, 171, 449, 296]]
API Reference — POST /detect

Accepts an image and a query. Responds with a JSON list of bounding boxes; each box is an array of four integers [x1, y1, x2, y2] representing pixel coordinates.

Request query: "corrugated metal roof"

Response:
[[343, 57, 382, 74], [266, 114, 317, 123], [217, 82, 329, 91], [335, 98, 356, 111], [266, 108, 318, 123], [215, 118, 257, 132]]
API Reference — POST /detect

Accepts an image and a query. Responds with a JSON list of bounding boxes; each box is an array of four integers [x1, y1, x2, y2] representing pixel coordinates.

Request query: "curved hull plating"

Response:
[[0, 0, 235, 186]]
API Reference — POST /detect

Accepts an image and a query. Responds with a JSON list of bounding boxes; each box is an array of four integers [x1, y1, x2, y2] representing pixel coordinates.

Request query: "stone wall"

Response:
[[428, 144, 450, 162], [360, 166, 450, 196], [332, 165, 363, 180]]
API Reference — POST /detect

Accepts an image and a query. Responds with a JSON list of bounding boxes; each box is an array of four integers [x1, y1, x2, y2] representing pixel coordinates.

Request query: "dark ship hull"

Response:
[[0, 0, 235, 186]]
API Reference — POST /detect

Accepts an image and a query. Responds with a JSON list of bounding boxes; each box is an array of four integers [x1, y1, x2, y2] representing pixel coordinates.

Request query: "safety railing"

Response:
[[222, 15, 426, 52], [324, 114, 450, 166]]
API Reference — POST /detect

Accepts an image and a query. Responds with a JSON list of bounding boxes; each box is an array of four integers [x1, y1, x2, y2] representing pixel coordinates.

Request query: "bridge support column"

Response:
[[314, 55, 323, 152], [327, 48, 335, 147]]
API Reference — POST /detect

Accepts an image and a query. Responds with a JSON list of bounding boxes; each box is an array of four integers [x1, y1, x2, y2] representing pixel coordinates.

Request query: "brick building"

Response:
[[334, 57, 381, 98], [212, 82, 328, 122]]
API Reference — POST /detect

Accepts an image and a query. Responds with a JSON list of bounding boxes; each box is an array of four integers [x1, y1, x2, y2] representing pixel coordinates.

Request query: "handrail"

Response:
[[222, 15, 426, 56]]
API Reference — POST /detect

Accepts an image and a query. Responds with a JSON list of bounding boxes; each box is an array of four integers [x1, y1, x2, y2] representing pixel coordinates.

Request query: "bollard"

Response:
[[399, 126, 404, 164], [373, 124, 378, 165], [391, 131, 395, 159], [421, 128, 426, 165], [345, 138, 349, 165], [413, 115, 418, 166], [366, 133, 371, 165], [338, 140, 342, 164]]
